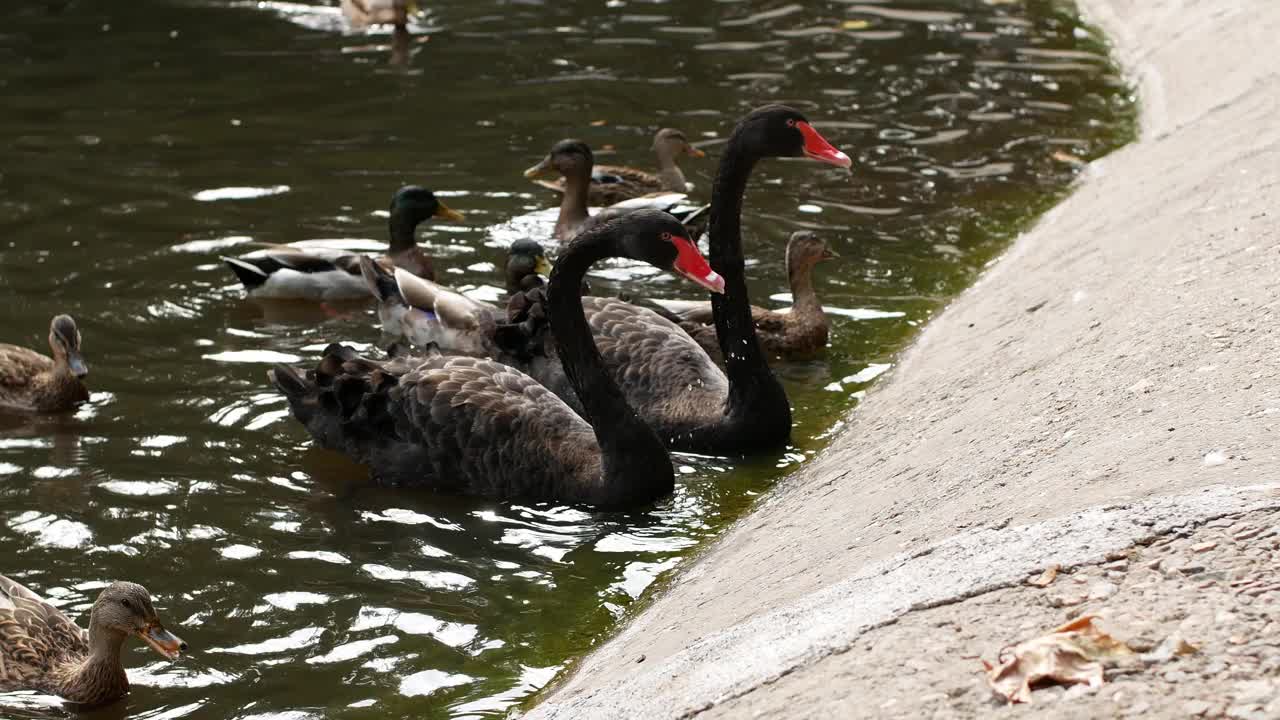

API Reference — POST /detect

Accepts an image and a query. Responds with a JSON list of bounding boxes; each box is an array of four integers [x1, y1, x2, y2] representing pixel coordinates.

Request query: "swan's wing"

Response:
[[0, 576, 88, 685], [582, 296, 728, 404], [275, 349, 603, 503]]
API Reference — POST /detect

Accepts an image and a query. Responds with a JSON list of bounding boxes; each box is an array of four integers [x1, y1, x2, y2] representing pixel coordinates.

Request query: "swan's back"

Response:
[[273, 348, 606, 503]]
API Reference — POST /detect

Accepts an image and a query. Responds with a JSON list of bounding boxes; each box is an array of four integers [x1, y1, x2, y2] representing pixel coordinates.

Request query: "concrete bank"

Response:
[[529, 0, 1280, 717]]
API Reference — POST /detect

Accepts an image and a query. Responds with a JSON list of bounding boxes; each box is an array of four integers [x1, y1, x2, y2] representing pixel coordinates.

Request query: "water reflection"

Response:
[[0, 0, 1130, 717]]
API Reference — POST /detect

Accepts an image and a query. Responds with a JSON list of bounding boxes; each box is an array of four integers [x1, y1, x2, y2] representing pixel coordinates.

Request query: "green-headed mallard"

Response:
[[0, 315, 89, 413], [221, 186, 463, 301], [523, 140, 707, 242], [529, 128, 705, 206], [0, 577, 185, 706]]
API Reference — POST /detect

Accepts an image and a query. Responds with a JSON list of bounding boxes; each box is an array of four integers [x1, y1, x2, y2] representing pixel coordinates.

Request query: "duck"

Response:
[[0, 315, 89, 413], [648, 231, 837, 363], [270, 209, 725, 508], [0, 577, 185, 706], [359, 240, 551, 358], [221, 186, 462, 301], [341, 0, 416, 29], [505, 106, 851, 454], [522, 140, 708, 242], [529, 128, 705, 206]]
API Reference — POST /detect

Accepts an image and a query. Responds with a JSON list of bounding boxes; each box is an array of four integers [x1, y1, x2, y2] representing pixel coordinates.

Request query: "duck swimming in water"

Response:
[[0, 314, 89, 413], [0, 577, 185, 706]]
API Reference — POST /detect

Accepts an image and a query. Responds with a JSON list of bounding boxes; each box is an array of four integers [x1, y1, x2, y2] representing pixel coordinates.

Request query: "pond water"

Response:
[[0, 1, 1132, 718]]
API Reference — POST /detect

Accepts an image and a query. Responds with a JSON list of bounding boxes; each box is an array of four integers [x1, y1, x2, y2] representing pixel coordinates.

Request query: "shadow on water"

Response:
[[0, 0, 1133, 717]]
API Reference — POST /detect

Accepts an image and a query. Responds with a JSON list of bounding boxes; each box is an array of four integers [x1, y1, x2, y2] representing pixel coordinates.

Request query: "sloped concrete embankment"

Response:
[[528, 0, 1280, 717]]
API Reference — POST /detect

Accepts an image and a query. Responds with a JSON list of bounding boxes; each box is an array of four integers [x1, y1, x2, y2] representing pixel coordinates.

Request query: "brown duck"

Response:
[[529, 128, 705, 206], [0, 577, 186, 706], [0, 315, 89, 413], [653, 231, 837, 363]]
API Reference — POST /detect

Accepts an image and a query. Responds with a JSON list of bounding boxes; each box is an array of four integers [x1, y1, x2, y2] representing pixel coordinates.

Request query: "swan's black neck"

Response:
[[708, 131, 792, 437], [387, 210, 420, 254], [548, 231, 673, 507]]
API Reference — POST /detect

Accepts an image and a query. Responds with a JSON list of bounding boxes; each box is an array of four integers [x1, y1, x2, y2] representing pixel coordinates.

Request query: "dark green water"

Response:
[[0, 1, 1132, 718]]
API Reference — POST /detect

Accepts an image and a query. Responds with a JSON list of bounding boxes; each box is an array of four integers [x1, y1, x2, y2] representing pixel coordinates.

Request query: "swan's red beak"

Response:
[[671, 235, 725, 294], [797, 121, 852, 168]]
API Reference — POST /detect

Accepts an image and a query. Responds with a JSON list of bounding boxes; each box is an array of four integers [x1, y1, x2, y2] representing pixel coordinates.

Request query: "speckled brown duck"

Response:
[[522, 139, 708, 242], [655, 231, 837, 363], [0, 315, 89, 413], [0, 577, 186, 706], [341, 0, 416, 28], [529, 128, 705, 206]]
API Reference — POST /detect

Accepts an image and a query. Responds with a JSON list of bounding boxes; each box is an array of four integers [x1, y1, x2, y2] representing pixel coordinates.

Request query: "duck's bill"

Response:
[[796, 121, 852, 168], [138, 624, 185, 661], [434, 202, 466, 222], [523, 157, 552, 179], [821, 247, 840, 261], [534, 256, 553, 276], [686, 146, 707, 158], [671, 235, 726, 294], [67, 352, 88, 379]]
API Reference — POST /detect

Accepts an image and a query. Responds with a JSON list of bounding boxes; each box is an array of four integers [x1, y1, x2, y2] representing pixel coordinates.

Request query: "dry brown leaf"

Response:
[[985, 615, 1134, 704], [841, 19, 870, 30], [1029, 564, 1060, 588], [590, 119, 608, 127]]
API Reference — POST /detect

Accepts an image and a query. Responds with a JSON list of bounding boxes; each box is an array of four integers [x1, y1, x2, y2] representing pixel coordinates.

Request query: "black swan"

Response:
[[270, 209, 725, 508], [508, 105, 851, 453], [221, 186, 463, 300]]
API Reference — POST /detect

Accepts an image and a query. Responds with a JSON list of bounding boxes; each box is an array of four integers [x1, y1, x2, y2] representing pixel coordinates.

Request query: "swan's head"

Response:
[[736, 105, 852, 168], [610, 209, 725, 295], [390, 186, 465, 223], [524, 139, 594, 181], [48, 314, 87, 379], [89, 582, 187, 661], [653, 128, 706, 160]]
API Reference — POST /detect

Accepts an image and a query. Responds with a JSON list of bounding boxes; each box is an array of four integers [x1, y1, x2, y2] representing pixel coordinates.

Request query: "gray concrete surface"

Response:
[[527, 0, 1280, 717]]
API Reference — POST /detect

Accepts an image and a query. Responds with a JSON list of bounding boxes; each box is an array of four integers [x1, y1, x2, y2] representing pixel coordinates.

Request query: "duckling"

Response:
[[0, 577, 185, 706], [0, 314, 89, 413], [222, 186, 462, 301]]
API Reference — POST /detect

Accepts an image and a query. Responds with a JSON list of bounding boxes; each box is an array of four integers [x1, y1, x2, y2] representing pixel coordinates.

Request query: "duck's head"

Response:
[[653, 128, 705, 160], [506, 239, 552, 292], [524, 140, 594, 182], [48, 314, 87, 379], [90, 582, 186, 661], [390, 186, 465, 224], [786, 231, 838, 274], [599, 209, 725, 294], [735, 105, 852, 168]]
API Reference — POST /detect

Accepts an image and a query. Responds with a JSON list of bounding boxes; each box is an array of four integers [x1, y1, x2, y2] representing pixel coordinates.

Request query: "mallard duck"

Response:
[[0, 315, 89, 413], [651, 231, 838, 363], [271, 210, 724, 508], [529, 128, 705, 206], [0, 577, 185, 706], [523, 140, 707, 242], [341, 0, 417, 28], [360, 240, 551, 358], [221, 186, 463, 301]]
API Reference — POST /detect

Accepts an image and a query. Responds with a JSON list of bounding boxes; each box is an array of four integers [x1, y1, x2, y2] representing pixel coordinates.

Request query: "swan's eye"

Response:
[[786, 118, 796, 127], [660, 231, 673, 241]]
